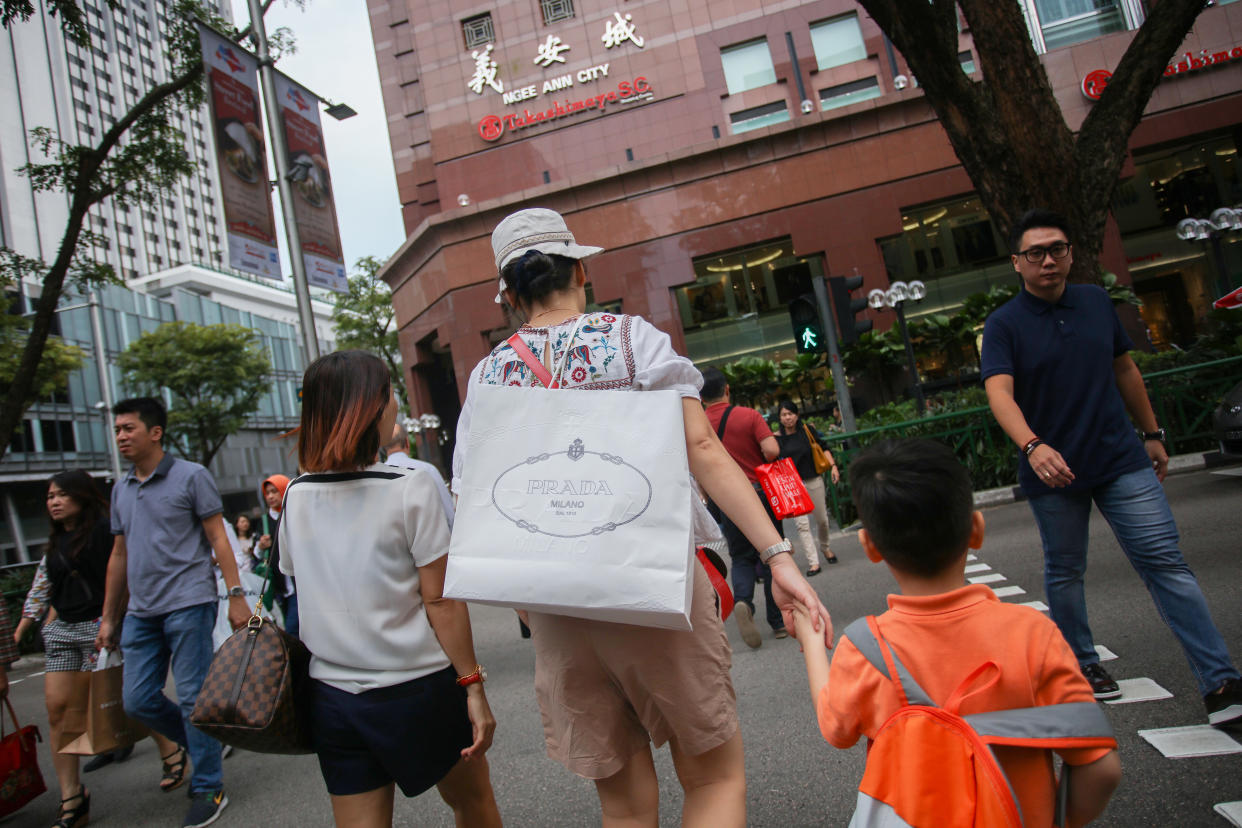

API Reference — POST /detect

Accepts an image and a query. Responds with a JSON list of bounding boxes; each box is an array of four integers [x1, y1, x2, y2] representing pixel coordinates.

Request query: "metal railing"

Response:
[[818, 355, 1241, 527]]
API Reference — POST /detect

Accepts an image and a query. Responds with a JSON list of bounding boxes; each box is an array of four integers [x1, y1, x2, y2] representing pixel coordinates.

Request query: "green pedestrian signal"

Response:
[[788, 294, 824, 354]]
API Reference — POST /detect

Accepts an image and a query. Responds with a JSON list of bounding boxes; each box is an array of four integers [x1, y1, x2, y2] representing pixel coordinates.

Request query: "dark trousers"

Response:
[[716, 483, 786, 631]]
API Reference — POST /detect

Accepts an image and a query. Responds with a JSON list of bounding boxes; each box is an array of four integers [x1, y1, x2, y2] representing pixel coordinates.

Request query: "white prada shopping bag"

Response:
[[445, 385, 695, 630]]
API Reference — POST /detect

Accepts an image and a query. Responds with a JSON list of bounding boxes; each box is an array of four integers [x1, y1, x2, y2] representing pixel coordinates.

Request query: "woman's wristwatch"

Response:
[[456, 664, 487, 687], [759, 538, 793, 563]]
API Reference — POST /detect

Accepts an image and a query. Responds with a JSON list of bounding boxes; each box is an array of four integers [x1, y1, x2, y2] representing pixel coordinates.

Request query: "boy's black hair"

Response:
[[849, 439, 974, 578], [501, 250, 577, 308], [1009, 208, 1072, 254], [113, 397, 167, 437], [700, 366, 727, 402]]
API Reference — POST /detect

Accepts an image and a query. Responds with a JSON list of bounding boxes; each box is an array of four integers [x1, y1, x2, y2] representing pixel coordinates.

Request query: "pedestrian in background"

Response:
[[280, 350, 500, 828], [382, 423, 454, 528], [232, 515, 256, 572], [255, 474, 297, 637], [982, 208, 1241, 724], [774, 400, 840, 575], [700, 367, 788, 647], [96, 397, 249, 827]]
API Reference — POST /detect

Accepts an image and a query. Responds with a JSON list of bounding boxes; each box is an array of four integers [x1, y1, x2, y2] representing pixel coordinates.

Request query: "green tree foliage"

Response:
[[853, 0, 1206, 284], [0, 0, 280, 461], [0, 253, 86, 410], [333, 256, 408, 411], [117, 321, 272, 468]]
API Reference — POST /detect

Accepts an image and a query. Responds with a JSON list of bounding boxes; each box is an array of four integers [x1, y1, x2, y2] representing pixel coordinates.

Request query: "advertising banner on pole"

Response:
[[198, 25, 281, 279], [274, 73, 348, 293]]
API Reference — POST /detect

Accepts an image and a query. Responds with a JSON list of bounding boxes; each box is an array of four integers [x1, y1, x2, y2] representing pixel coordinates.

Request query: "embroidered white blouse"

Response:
[[451, 312, 721, 542]]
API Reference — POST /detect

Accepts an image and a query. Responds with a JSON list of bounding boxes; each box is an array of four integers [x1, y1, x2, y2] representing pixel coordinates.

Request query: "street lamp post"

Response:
[[1177, 206, 1242, 299], [868, 280, 928, 416]]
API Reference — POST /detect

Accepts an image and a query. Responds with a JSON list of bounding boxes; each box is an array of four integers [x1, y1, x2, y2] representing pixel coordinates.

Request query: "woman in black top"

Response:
[[774, 401, 841, 575], [40, 470, 167, 828]]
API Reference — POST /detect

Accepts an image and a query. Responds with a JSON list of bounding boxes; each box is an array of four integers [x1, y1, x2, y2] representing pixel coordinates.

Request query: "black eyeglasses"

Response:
[[1018, 242, 1071, 263]]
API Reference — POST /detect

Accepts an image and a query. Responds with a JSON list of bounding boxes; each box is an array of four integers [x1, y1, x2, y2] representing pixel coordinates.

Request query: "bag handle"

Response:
[[506, 316, 585, 389], [715, 405, 735, 440]]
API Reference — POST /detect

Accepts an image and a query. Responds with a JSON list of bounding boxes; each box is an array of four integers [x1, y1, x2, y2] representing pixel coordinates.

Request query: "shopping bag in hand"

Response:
[[58, 649, 148, 755], [756, 458, 814, 519], [0, 697, 46, 817]]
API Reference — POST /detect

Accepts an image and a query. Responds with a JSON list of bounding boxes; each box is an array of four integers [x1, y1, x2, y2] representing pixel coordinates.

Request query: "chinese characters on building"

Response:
[[468, 10, 644, 97]]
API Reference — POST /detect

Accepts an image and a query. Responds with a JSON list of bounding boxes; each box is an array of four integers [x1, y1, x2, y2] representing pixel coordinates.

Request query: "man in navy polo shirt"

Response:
[[981, 209, 1240, 726], [97, 397, 250, 827]]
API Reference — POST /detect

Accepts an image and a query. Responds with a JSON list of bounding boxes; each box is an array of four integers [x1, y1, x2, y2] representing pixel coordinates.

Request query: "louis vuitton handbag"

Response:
[[190, 544, 313, 754]]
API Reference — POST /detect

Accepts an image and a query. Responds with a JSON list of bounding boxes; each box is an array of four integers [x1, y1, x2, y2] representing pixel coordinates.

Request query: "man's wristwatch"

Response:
[[227, 585, 245, 598], [456, 665, 487, 687], [759, 538, 793, 563], [1140, 427, 1167, 443]]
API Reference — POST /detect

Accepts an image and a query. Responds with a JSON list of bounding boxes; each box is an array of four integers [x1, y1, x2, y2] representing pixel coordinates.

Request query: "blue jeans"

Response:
[[1028, 466, 1238, 696], [121, 602, 222, 793], [278, 591, 299, 639], [718, 484, 785, 631]]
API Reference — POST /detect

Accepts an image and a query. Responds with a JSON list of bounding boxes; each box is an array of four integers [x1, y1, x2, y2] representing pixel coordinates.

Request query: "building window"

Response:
[[40, 420, 77, 452], [462, 13, 494, 49], [729, 100, 790, 134], [809, 14, 866, 71], [1033, 0, 1126, 51], [674, 239, 826, 365], [819, 77, 881, 111], [959, 50, 975, 75], [721, 39, 777, 95], [540, 0, 573, 24]]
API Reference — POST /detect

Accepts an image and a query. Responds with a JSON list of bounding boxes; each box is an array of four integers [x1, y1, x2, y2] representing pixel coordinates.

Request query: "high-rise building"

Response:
[[367, 0, 1242, 465]]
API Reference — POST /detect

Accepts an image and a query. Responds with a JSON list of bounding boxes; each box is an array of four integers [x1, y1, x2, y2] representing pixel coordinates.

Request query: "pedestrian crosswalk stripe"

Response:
[[1095, 644, 1118, 662], [1020, 600, 1049, 611], [1105, 677, 1173, 705], [991, 585, 1026, 598], [968, 573, 1006, 584], [965, 563, 991, 573], [1139, 725, 1242, 758], [1213, 801, 1242, 826], [966, 554, 978, 561]]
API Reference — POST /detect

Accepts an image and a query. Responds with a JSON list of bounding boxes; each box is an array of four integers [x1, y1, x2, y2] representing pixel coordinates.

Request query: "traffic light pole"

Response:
[[812, 276, 857, 433]]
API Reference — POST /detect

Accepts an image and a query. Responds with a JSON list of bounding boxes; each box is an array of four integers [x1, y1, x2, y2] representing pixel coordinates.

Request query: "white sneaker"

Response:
[[734, 603, 761, 649]]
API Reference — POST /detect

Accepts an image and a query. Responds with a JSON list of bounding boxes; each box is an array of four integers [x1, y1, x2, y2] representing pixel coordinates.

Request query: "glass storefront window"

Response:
[[729, 101, 791, 134], [809, 14, 866, 71], [721, 39, 777, 95], [1035, 0, 1125, 50], [878, 196, 1013, 319], [674, 239, 823, 364]]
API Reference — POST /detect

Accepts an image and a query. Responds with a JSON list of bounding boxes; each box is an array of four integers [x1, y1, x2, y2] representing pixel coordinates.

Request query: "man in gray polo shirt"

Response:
[[97, 397, 249, 828]]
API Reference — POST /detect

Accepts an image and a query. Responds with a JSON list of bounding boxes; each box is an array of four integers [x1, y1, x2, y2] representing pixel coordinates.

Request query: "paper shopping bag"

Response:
[[0, 698, 45, 818], [445, 385, 695, 630], [59, 650, 148, 756], [756, 458, 815, 519]]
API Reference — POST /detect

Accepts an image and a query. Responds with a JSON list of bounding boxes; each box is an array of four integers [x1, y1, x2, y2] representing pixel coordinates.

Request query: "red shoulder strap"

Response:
[[506, 333, 556, 389]]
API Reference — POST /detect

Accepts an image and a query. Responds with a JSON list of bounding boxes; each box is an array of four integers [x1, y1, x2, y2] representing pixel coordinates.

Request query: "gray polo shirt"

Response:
[[111, 453, 222, 617]]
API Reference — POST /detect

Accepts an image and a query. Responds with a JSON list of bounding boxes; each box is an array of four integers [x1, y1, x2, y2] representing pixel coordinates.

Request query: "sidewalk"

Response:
[[971, 449, 1238, 508]]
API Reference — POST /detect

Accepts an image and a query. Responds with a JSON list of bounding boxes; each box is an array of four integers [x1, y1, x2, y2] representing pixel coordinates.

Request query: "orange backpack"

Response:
[[841, 617, 1116, 828]]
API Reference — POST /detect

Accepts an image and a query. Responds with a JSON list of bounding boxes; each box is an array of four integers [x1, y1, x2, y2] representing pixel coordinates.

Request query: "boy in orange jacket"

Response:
[[792, 439, 1121, 827]]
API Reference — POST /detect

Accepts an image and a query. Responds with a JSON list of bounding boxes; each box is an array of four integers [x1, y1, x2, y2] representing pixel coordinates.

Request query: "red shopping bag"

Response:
[[755, 458, 814, 519], [0, 697, 46, 818]]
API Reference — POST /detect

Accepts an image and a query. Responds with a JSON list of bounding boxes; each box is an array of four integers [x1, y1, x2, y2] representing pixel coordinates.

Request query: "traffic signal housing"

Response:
[[788, 293, 824, 354], [828, 275, 873, 346]]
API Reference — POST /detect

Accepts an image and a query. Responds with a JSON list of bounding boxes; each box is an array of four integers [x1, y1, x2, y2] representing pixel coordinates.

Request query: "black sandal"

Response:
[[160, 745, 188, 793], [53, 785, 89, 828]]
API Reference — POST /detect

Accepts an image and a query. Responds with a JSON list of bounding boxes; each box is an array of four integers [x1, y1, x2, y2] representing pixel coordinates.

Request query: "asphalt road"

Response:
[[5, 466, 1240, 827]]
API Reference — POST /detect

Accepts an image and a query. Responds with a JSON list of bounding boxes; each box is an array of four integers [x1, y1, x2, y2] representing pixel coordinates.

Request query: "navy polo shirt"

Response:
[[111, 452, 222, 616], [980, 284, 1149, 497]]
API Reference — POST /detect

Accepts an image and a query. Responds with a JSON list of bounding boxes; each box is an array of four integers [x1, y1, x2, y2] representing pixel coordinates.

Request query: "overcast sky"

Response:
[[228, 0, 406, 278]]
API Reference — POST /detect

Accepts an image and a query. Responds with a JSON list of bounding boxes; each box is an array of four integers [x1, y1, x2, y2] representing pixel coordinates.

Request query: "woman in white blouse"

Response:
[[279, 350, 500, 828], [453, 208, 832, 828]]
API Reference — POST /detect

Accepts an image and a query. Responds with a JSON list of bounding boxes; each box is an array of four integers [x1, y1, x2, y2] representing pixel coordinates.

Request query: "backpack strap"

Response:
[[843, 617, 935, 707], [714, 405, 735, 441]]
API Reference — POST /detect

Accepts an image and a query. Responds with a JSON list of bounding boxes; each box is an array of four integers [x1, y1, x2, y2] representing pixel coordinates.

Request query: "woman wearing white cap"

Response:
[[453, 207, 832, 827]]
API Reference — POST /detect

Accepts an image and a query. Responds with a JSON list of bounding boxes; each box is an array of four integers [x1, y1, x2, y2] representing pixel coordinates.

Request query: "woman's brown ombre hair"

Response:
[[297, 350, 391, 472]]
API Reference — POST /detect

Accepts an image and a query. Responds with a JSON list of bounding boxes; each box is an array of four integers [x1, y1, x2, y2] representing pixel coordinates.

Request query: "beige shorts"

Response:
[[528, 557, 738, 779]]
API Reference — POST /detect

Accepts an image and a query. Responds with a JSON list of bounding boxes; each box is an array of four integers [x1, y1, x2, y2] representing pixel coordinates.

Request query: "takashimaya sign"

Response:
[[1081, 45, 1242, 101], [478, 78, 654, 142], [469, 8, 654, 141]]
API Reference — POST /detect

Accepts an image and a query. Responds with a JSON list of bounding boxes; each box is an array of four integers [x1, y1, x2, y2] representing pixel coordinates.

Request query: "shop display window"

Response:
[[809, 14, 866, 71], [721, 38, 777, 95], [674, 240, 822, 364]]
